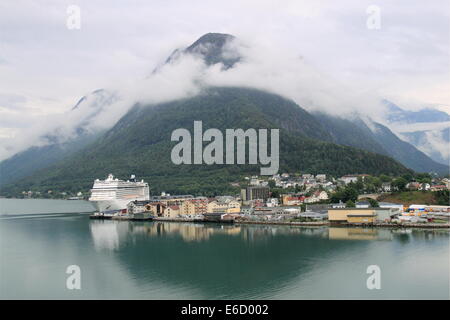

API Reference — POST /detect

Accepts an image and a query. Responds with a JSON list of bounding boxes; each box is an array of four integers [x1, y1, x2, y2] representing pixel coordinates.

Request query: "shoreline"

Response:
[[235, 220, 450, 229], [93, 215, 450, 229]]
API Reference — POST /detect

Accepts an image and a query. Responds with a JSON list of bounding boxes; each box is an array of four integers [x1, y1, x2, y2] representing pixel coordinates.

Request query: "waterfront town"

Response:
[[88, 173, 450, 227]]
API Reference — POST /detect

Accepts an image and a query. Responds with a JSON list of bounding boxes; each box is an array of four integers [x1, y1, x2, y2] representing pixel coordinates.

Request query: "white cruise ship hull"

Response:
[[89, 174, 150, 213], [91, 199, 133, 213]]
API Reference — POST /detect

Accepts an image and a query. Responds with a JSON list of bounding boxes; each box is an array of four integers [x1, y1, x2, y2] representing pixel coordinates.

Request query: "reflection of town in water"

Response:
[[89, 220, 449, 250], [84, 219, 449, 299]]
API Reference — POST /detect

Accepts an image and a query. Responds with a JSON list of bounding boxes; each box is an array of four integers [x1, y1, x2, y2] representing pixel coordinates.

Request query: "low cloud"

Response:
[[1, 0, 448, 161], [0, 34, 442, 160]]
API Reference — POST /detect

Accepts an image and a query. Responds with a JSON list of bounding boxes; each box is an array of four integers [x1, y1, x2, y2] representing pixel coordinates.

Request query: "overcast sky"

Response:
[[0, 0, 449, 157]]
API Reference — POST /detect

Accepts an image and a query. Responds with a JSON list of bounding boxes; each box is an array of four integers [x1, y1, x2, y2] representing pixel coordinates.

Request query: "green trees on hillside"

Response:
[[435, 190, 450, 205], [392, 177, 408, 191], [0, 87, 414, 197], [330, 185, 358, 203], [368, 198, 379, 207], [345, 200, 356, 208]]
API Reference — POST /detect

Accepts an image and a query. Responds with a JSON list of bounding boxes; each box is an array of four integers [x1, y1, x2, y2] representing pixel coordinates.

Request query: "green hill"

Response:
[[0, 87, 412, 197], [314, 112, 449, 174]]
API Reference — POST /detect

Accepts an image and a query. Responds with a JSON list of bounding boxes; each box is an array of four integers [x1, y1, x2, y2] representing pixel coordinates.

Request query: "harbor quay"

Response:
[[89, 214, 449, 229], [90, 214, 450, 229], [88, 173, 450, 229]]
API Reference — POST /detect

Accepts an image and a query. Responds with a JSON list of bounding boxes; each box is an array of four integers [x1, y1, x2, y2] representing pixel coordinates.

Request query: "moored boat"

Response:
[[89, 174, 150, 213]]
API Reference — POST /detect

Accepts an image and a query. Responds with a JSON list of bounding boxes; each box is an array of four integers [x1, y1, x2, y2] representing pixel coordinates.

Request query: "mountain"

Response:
[[1, 32, 446, 196], [0, 89, 116, 186], [357, 119, 448, 174], [70, 88, 118, 130], [184, 33, 240, 68], [157, 33, 240, 73], [0, 87, 412, 197], [313, 112, 389, 156], [382, 100, 450, 166], [384, 100, 450, 123], [0, 132, 103, 187], [313, 112, 449, 174], [400, 128, 449, 166]]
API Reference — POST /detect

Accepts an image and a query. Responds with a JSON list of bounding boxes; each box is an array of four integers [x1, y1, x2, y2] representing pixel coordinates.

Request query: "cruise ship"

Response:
[[89, 174, 150, 213]]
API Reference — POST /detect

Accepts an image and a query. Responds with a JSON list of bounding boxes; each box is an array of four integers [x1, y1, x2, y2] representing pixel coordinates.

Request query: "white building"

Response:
[[315, 191, 328, 200], [379, 202, 403, 215], [340, 174, 368, 185], [419, 183, 430, 191], [356, 201, 370, 208], [381, 182, 391, 192], [315, 174, 326, 182], [340, 175, 358, 184], [266, 198, 279, 207]]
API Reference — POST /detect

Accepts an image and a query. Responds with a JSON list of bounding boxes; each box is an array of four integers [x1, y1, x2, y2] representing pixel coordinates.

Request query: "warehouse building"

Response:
[[328, 208, 393, 224]]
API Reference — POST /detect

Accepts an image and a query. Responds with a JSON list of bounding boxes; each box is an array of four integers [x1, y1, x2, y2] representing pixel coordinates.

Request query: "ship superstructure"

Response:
[[89, 174, 150, 212]]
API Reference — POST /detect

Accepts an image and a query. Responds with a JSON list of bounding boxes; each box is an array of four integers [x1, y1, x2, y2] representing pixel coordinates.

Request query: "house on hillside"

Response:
[[430, 185, 446, 192], [314, 190, 328, 200], [315, 174, 326, 182], [381, 182, 391, 192], [441, 178, 450, 189], [406, 182, 420, 190], [419, 183, 431, 191], [340, 174, 369, 184]]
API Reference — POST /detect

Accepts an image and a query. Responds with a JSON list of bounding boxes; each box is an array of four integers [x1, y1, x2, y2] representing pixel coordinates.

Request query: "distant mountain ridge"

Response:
[[0, 88, 117, 186], [383, 99, 450, 124], [399, 128, 449, 166], [382, 100, 450, 166], [313, 112, 448, 174]]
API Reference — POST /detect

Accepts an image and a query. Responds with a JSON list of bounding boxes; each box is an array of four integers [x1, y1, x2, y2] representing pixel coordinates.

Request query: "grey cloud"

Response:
[[0, 0, 448, 160]]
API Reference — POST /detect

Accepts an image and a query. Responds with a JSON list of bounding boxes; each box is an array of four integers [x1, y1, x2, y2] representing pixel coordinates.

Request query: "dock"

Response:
[[89, 213, 449, 228]]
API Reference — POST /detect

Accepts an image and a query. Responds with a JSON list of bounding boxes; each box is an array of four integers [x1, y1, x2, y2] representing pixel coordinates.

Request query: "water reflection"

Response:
[[1, 215, 449, 299], [133, 222, 241, 242], [89, 220, 334, 247], [89, 220, 450, 246], [86, 220, 449, 299], [89, 220, 128, 250], [2, 200, 449, 299], [328, 227, 391, 240]]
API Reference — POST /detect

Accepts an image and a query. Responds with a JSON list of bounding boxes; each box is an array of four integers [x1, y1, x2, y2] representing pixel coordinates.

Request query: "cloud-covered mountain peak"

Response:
[[164, 32, 240, 70]]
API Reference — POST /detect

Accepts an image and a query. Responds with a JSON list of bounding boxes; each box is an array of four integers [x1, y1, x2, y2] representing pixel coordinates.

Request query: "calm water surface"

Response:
[[0, 199, 449, 299]]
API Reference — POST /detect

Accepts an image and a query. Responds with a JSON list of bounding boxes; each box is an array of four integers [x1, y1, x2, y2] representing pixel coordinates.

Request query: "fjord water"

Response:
[[0, 199, 449, 299]]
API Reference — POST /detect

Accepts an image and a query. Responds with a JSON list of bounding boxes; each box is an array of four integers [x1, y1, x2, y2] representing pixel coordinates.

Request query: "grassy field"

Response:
[[378, 191, 441, 206]]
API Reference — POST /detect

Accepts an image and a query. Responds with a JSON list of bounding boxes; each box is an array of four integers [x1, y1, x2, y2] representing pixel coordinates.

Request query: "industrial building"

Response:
[[328, 208, 393, 224]]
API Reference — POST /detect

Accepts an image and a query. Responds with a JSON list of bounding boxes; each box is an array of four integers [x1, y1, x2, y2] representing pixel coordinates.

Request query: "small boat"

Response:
[[89, 210, 121, 220]]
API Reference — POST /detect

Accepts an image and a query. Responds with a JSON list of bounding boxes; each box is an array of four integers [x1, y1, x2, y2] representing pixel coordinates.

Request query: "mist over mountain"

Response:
[[313, 112, 448, 174], [163, 33, 240, 70], [383, 100, 450, 124], [400, 128, 449, 166], [0, 88, 118, 185], [0, 32, 448, 196], [0, 87, 412, 196], [381, 100, 450, 166]]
